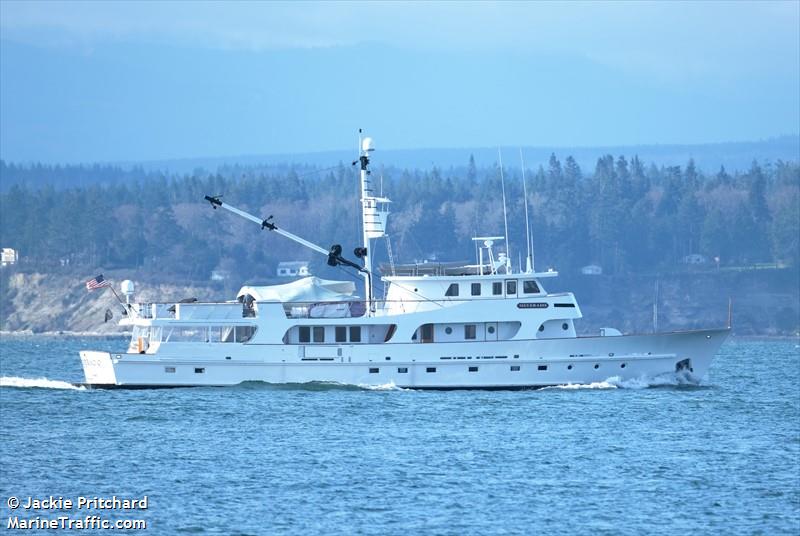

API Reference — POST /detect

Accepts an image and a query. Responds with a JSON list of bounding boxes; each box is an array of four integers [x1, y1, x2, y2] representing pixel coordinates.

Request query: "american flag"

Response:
[[86, 274, 110, 291]]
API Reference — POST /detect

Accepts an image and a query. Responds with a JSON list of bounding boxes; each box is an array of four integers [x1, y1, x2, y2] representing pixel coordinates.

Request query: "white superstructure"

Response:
[[79, 135, 729, 389]]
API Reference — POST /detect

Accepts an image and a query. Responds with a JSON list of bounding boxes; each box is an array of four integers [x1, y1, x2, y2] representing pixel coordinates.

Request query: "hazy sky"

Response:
[[1, 1, 798, 163]]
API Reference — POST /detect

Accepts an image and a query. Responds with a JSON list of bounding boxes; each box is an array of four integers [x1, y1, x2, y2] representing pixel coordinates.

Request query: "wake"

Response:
[[0, 376, 85, 390], [541, 371, 702, 391]]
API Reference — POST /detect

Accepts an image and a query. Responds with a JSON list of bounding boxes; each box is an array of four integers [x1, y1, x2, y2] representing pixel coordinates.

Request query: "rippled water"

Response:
[[1, 336, 798, 535]]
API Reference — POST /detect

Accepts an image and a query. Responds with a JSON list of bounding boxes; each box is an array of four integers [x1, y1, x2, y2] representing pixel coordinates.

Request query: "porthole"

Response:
[[593, 364, 599, 369], [620, 363, 626, 369], [562, 323, 569, 330], [567, 365, 573, 370], [445, 327, 453, 335], [538, 324, 545, 332], [487, 326, 495, 334]]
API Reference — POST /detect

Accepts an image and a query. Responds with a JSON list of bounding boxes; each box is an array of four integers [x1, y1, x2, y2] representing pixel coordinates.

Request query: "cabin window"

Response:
[[469, 366, 478, 372], [384, 324, 397, 342], [235, 326, 256, 343], [538, 324, 545, 332], [165, 367, 176, 373], [349, 326, 362, 343], [369, 368, 379, 374], [471, 283, 481, 296], [538, 365, 548, 371], [487, 325, 495, 334], [335, 326, 347, 343], [464, 324, 477, 340], [506, 280, 517, 295], [299, 326, 310, 343], [510, 366, 520, 371], [313, 326, 325, 342], [562, 323, 569, 331], [523, 280, 540, 294], [492, 282, 502, 295], [445, 283, 459, 297], [398, 367, 408, 373], [420, 324, 434, 343], [194, 367, 205, 374], [426, 367, 436, 373]]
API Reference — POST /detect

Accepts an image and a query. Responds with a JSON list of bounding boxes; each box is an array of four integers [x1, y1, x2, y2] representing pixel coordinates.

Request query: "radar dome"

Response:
[[361, 137, 375, 153], [121, 280, 135, 295]]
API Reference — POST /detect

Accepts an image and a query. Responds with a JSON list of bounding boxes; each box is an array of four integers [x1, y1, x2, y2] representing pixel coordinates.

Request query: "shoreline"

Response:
[[0, 330, 130, 338]]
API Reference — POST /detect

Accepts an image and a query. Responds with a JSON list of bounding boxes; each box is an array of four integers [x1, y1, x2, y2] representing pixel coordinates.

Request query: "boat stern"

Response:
[[79, 350, 118, 386]]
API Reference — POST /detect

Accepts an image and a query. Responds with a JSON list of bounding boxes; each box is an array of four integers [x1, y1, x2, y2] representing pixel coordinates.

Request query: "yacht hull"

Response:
[[80, 328, 729, 389]]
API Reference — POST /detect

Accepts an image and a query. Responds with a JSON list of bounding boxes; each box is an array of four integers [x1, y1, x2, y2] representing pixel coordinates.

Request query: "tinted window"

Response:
[[313, 326, 325, 342], [299, 326, 310, 343], [445, 283, 459, 297], [335, 326, 347, 342], [523, 280, 540, 294], [471, 283, 481, 296], [349, 326, 362, 342], [465, 325, 477, 340]]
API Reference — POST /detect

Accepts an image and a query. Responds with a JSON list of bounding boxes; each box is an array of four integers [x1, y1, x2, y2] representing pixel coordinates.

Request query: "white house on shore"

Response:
[[277, 261, 311, 278], [1, 248, 18, 267], [682, 254, 707, 265], [581, 264, 602, 275]]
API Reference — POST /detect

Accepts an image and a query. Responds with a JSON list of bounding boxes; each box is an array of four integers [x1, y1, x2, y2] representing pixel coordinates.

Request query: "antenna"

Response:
[[498, 148, 511, 274], [519, 148, 533, 273]]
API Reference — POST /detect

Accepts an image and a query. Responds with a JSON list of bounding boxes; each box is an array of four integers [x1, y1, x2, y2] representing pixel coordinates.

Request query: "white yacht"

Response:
[[79, 135, 729, 389]]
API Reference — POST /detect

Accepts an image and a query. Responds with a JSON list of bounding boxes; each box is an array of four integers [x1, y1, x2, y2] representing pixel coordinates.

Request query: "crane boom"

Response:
[[204, 195, 369, 282], [205, 195, 329, 256]]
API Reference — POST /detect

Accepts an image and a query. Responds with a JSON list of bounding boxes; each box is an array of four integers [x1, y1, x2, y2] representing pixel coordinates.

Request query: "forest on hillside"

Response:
[[0, 155, 798, 285]]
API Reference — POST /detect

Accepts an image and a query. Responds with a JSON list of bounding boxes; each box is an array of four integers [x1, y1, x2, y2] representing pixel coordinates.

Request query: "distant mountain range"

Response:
[[126, 135, 800, 175]]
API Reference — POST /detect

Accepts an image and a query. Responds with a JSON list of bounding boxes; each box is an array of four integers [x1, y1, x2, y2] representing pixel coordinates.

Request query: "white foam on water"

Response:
[[357, 381, 409, 391], [0, 376, 85, 390], [542, 371, 700, 391]]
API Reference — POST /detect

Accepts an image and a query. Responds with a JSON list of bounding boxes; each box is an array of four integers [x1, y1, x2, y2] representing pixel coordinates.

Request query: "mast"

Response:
[[498, 149, 512, 274], [519, 148, 533, 273], [356, 132, 391, 314]]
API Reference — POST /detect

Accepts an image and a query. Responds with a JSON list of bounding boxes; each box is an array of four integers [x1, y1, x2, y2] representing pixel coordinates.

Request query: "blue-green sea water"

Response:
[[1, 336, 798, 535]]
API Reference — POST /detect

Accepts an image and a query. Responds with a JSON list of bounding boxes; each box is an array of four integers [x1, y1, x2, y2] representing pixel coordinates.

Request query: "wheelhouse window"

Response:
[[506, 280, 517, 295], [445, 283, 459, 297], [492, 282, 502, 295], [313, 326, 325, 343], [471, 283, 481, 296], [523, 280, 540, 294], [335, 326, 347, 342], [420, 324, 434, 343], [349, 326, 362, 343], [299, 326, 311, 343], [464, 324, 477, 340]]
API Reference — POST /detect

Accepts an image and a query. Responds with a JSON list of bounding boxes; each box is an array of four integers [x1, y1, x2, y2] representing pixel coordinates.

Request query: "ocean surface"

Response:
[[0, 336, 798, 535]]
